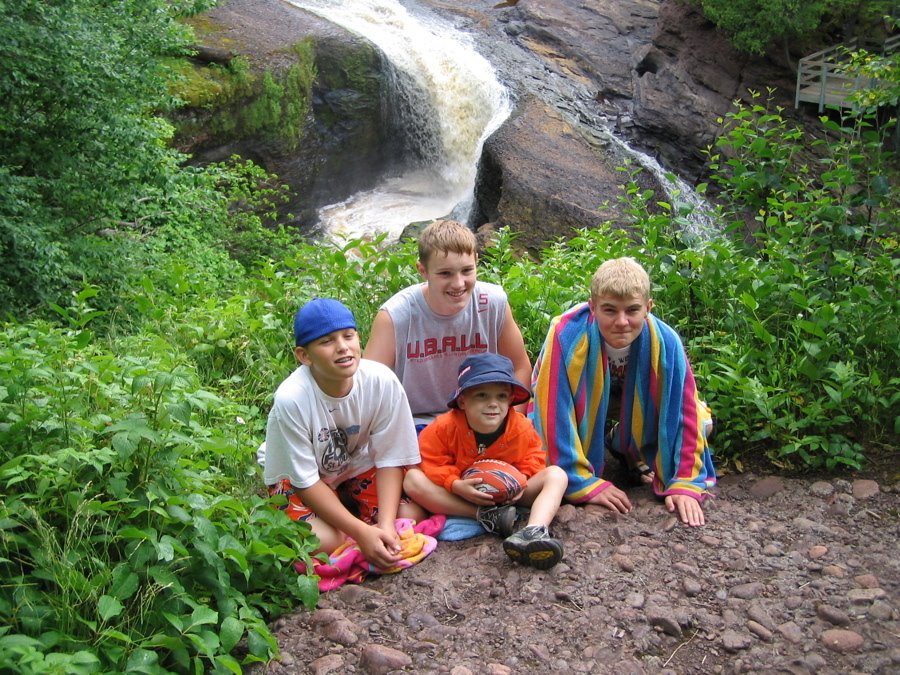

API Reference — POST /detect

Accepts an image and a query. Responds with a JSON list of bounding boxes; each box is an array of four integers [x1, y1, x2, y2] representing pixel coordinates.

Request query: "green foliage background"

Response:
[[689, 0, 896, 55], [0, 0, 897, 673]]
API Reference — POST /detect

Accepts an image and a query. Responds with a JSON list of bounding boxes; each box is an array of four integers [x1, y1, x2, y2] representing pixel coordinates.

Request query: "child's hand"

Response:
[[665, 494, 705, 527], [587, 484, 633, 513], [376, 520, 402, 554], [356, 523, 403, 569], [451, 478, 496, 505]]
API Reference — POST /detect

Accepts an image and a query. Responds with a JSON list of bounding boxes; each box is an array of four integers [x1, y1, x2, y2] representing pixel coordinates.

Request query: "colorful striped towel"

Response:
[[530, 302, 716, 503]]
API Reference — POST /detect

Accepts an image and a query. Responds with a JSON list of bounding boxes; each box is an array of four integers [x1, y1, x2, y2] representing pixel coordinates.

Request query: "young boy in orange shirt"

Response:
[[404, 353, 568, 569]]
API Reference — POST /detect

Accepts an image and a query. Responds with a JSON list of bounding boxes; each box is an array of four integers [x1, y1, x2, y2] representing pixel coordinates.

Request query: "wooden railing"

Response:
[[795, 35, 899, 112]]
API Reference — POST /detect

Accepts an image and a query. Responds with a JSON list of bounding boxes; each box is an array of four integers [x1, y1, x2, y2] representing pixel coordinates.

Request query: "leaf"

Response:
[[750, 321, 776, 345], [108, 564, 140, 601], [125, 648, 161, 674], [214, 654, 243, 675], [296, 573, 319, 610], [185, 629, 220, 658], [166, 504, 193, 523], [739, 292, 758, 311], [798, 320, 826, 339], [186, 606, 219, 632], [98, 595, 124, 621], [219, 616, 244, 653]]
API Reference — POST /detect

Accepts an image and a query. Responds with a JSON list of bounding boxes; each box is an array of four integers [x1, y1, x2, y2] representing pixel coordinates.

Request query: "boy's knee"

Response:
[[545, 464, 568, 485], [309, 518, 345, 555], [402, 467, 429, 496]]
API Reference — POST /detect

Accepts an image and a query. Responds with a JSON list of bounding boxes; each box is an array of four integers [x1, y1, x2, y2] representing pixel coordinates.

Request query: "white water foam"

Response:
[[285, 0, 511, 242]]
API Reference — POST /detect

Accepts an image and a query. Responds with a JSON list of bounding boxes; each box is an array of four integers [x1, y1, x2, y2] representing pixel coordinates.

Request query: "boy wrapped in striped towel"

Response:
[[530, 257, 716, 527]]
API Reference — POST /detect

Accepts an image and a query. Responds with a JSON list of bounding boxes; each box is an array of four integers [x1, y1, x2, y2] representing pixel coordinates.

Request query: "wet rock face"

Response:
[[473, 0, 798, 183], [184, 31, 397, 228], [196, 0, 803, 241], [475, 96, 658, 252]]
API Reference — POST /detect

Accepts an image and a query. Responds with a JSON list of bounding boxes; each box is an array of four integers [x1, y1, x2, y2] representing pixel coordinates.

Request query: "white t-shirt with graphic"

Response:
[[262, 359, 420, 489]]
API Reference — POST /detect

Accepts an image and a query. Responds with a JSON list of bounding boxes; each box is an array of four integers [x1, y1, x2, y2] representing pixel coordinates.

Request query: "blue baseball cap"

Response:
[[447, 353, 531, 408], [293, 298, 356, 346]]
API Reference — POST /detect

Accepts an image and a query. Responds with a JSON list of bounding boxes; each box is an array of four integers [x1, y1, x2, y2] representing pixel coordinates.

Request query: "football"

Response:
[[461, 459, 527, 503]]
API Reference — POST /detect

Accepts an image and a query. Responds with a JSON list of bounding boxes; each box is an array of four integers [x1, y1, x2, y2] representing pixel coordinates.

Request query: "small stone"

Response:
[[555, 503, 579, 523], [311, 608, 346, 626], [785, 596, 804, 610], [647, 607, 682, 637], [820, 628, 864, 653], [750, 477, 784, 499], [853, 573, 879, 588], [802, 653, 828, 670], [868, 600, 894, 620], [279, 651, 295, 666], [608, 525, 626, 545], [487, 665, 512, 675], [848, 588, 886, 604], [834, 478, 852, 493], [793, 517, 832, 534], [721, 629, 753, 651], [613, 554, 635, 572], [451, 667, 474, 675], [311, 654, 344, 675], [762, 543, 783, 556], [359, 644, 412, 674], [816, 604, 851, 626], [778, 621, 804, 643], [321, 619, 359, 646], [683, 578, 702, 597], [627, 591, 646, 608], [730, 582, 764, 599], [808, 545, 828, 559], [700, 535, 721, 546], [746, 620, 773, 641], [822, 565, 846, 577], [747, 603, 776, 630], [809, 481, 834, 497], [528, 643, 551, 662], [851, 479, 879, 499]]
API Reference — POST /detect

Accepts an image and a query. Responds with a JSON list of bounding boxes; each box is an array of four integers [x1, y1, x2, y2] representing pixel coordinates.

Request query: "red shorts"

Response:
[[269, 466, 412, 524]]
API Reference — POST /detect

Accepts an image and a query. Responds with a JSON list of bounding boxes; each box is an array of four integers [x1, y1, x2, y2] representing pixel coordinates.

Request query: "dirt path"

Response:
[[255, 474, 899, 674]]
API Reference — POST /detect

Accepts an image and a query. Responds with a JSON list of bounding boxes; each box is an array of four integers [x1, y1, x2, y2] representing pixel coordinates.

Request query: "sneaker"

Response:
[[503, 525, 564, 570], [476, 504, 517, 537]]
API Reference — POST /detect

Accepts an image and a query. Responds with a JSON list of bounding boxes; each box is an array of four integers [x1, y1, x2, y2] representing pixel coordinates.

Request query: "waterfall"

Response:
[[285, 0, 511, 242]]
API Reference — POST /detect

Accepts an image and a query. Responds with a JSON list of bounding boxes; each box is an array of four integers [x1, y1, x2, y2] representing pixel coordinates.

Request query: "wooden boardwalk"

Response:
[[795, 35, 899, 112]]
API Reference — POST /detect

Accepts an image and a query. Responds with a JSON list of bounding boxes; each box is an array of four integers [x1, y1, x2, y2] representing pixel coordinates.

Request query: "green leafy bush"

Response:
[[0, 311, 318, 673]]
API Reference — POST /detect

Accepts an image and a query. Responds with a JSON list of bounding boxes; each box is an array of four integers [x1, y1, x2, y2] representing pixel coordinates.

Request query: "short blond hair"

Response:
[[591, 257, 651, 301], [418, 219, 477, 267]]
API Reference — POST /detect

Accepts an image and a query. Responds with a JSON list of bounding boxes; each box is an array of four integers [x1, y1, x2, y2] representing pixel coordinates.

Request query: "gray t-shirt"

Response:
[[381, 281, 508, 424]]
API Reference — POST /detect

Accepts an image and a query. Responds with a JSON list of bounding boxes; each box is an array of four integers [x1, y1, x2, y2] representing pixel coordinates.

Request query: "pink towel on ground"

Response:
[[295, 515, 446, 592]]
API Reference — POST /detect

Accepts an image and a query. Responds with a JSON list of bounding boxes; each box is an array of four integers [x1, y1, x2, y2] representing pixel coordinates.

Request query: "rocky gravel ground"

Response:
[[254, 472, 899, 674]]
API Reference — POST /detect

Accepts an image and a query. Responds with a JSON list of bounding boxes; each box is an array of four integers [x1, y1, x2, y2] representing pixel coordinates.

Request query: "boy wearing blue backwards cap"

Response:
[[404, 353, 568, 569], [262, 298, 425, 569]]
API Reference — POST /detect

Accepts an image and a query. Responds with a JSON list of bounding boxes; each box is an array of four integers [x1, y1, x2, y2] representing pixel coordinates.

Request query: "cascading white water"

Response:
[[285, 0, 511, 242]]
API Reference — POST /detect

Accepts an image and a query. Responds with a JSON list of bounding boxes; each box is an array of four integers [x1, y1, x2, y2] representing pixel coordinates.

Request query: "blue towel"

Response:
[[436, 516, 486, 541]]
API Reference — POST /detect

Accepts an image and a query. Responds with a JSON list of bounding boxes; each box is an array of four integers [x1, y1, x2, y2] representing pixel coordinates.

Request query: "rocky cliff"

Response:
[[187, 0, 804, 246]]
